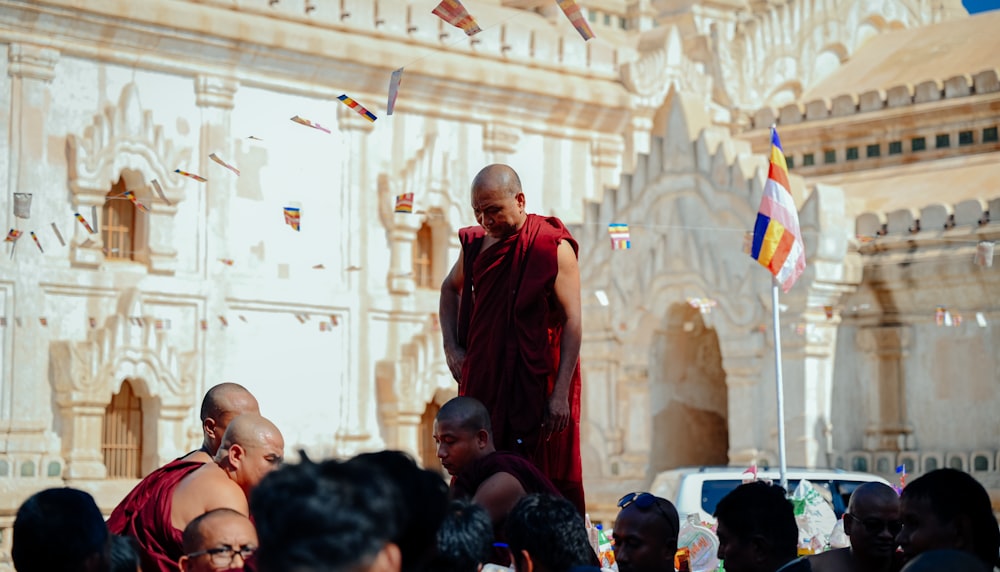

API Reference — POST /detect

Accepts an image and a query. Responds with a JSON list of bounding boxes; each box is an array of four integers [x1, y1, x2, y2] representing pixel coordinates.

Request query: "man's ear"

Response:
[[515, 192, 526, 210], [517, 549, 534, 572], [203, 417, 217, 439], [228, 443, 245, 469], [178, 555, 191, 572], [476, 429, 490, 448], [843, 514, 854, 536], [370, 542, 402, 572], [749, 535, 770, 565]]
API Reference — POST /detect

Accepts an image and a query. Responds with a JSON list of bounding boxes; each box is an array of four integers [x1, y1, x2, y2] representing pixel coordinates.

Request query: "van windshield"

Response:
[[700, 480, 836, 516]]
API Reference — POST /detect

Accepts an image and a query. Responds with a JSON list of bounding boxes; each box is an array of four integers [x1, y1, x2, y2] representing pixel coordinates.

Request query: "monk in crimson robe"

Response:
[[440, 164, 585, 515], [111, 414, 284, 572]]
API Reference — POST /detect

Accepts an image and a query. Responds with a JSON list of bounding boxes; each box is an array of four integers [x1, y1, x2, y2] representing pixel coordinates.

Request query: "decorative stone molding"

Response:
[[7, 43, 59, 81], [855, 325, 915, 452], [66, 83, 188, 273], [194, 75, 238, 109], [49, 289, 196, 479], [482, 123, 520, 157]]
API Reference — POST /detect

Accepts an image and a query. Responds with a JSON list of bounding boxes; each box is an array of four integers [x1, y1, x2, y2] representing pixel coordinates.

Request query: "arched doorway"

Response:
[[650, 302, 729, 473]]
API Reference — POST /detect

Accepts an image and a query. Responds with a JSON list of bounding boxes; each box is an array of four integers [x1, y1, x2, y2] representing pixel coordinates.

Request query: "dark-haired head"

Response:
[[347, 450, 449, 571], [714, 482, 798, 572], [109, 535, 141, 572], [505, 494, 599, 572], [430, 499, 495, 572], [249, 452, 403, 572], [898, 469, 1000, 568], [12, 487, 110, 572]]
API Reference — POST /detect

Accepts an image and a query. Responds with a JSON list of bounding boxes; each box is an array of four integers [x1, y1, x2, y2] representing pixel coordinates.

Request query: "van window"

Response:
[[700, 480, 837, 517]]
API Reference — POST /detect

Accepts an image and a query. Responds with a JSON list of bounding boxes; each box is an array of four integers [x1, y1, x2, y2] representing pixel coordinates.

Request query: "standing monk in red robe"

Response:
[[440, 164, 585, 515]]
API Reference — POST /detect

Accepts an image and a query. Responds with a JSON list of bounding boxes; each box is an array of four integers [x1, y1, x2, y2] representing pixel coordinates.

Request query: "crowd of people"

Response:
[[10, 165, 1000, 571]]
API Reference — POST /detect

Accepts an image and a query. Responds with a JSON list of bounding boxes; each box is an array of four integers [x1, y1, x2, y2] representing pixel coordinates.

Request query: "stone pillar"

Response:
[[856, 326, 915, 451], [2, 44, 60, 457], [335, 104, 378, 454], [720, 352, 764, 466], [194, 75, 237, 408]]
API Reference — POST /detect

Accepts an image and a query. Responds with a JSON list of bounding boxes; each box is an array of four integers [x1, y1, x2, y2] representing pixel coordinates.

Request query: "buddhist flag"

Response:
[[337, 95, 377, 122], [556, 0, 595, 41], [608, 223, 630, 250], [749, 128, 805, 292], [284, 207, 301, 231], [395, 193, 414, 213], [5, 229, 23, 243], [432, 0, 482, 36]]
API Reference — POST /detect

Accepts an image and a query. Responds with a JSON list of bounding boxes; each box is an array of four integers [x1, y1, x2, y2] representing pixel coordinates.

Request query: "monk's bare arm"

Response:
[[549, 240, 582, 435], [472, 472, 527, 530], [440, 247, 466, 382]]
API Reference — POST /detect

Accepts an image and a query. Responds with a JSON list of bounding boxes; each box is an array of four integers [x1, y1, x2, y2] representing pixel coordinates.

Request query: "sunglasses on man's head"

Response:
[[846, 514, 903, 536], [618, 492, 676, 531]]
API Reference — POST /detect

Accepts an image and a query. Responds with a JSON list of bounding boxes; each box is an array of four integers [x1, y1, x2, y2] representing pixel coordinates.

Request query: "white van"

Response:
[[650, 466, 891, 524]]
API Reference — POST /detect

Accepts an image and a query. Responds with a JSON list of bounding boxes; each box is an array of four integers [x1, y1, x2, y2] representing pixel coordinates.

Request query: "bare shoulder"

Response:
[[807, 548, 852, 572], [172, 464, 247, 529]]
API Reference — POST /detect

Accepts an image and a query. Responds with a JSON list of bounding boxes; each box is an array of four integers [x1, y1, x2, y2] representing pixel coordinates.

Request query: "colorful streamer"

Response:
[[337, 95, 377, 122], [209, 153, 241, 176], [123, 191, 150, 213], [395, 193, 414, 213], [5, 229, 23, 243], [290, 115, 331, 134], [608, 223, 631, 250], [74, 213, 97, 234], [556, 0, 595, 41], [432, 0, 482, 36], [284, 207, 301, 231], [29, 231, 43, 253], [387, 68, 404, 116], [175, 169, 207, 183]]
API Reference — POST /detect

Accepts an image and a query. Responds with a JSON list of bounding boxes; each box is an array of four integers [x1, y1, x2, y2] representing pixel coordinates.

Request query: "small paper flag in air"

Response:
[[330, 315, 339, 326], [200, 319, 208, 331], [283, 207, 301, 231], [174, 169, 207, 183], [395, 193, 414, 213], [824, 305, 834, 319], [39, 317, 48, 327], [89, 317, 97, 328], [896, 464, 907, 489], [5, 229, 23, 242], [248, 135, 263, 141], [91, 205, 99, 234], [239, 315, 248, 323], [290, 115, 332, 134], [556, 0, 595, 41], [29, 232, 43, 253], [935, 306, 946, 326], [218, 315, 229, 327], [346, 265, 362, 271], [432, 0, 482, 36], [387, 68, 403, 116], [0, 317, 6, 327], [219, 258, 235, 266], [123, 191, 150, 213], [319, 321, 329, 332], [295, 314, 307, 324], [975, 241, 994, 268], [742, 231, 754, 255], [209, 153, 241, 176], [608, 223, 631, 250], [312, 264, 326, 269], [15, 318, 22, 327], [337, 95, 377, 122], [51, 222, 66, 246], [155, 319, 165, 330], [151, 179, 171, 206]]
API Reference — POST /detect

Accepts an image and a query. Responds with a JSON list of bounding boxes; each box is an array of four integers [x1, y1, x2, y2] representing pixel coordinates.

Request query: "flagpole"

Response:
[[770, 277, 789, 491]]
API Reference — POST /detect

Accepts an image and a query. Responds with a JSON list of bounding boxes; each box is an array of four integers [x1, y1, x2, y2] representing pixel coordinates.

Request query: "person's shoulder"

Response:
[[807, 548, 849, 572]]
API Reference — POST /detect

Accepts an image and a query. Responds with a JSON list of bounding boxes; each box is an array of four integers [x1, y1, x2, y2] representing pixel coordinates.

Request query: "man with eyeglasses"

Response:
[[179, 508, 257, 571], [808, 482, 901, 572], [612, 492, 680, 572]]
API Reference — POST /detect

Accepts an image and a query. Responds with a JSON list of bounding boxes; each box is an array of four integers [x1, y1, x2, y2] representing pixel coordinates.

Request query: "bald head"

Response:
[[216, 414, 285, 494], [848, 482, 899, 513], [217, 414, 282, 454], [180, 509, 257, 571], [471, 164, 522, 198], [182, 508, 255, 553], [436, 397, 492, 435], [200, 383, 260, 456]]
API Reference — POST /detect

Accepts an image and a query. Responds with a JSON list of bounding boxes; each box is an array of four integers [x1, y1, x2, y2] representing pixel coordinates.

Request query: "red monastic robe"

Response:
[[457, 214, 585, 515], [107, 458, 204, 572]]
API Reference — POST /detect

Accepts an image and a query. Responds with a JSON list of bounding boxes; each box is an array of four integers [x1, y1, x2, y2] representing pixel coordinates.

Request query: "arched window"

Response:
[[103, 380, 143, 479], [103, 177, 135, 260], [413, 223, 434, 289]]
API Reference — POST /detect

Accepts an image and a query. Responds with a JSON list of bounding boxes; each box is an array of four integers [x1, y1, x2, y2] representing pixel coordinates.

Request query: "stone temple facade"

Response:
[[0, 0, 997, 560]]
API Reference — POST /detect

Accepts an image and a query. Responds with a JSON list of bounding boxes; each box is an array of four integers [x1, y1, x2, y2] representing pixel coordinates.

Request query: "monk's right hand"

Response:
[[445, 345, 466, 382]]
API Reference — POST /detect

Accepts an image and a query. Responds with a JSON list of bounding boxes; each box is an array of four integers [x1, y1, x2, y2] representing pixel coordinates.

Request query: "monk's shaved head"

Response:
[[848, 482, 899, 513], [436, 397, 492, 435], [218, 414, 282, 452], [201, 383, 259, 423], [181, 508, 253, 553], [471, 164, 522, 198]]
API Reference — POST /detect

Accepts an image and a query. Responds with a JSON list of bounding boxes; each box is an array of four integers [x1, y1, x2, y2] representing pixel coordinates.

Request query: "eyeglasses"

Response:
[[618, 492, 676, 531], [186, 545, 256, 568], [846, 514, 903, 536]]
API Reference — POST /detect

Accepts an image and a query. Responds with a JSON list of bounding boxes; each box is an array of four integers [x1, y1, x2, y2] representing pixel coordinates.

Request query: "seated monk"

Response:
[[108, 383, 260, 534], [118, 413, 284, 572], [434, 396, 561, 536]]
